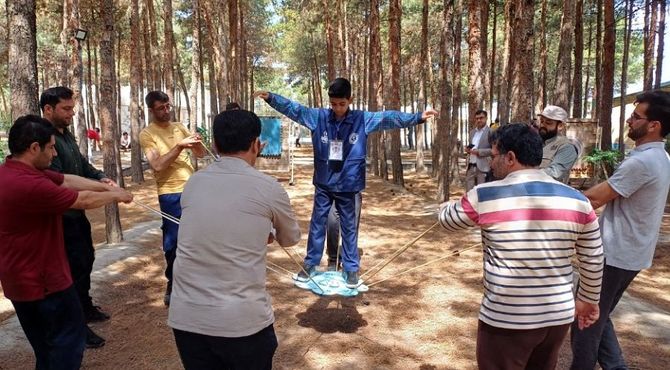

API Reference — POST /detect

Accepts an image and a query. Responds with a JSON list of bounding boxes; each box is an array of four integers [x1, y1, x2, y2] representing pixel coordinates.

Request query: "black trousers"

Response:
[[12, 286, 86, 370], [62, 213, 95, 310], [173, 324, 278, 370]]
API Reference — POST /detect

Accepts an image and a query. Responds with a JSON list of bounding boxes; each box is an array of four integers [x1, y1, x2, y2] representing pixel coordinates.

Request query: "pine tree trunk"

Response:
[[584, 6, 594, 117], [202, 0, 229, 109], [437, 0, 454, 202], [452, 0, 464, 187], [130, 0, 145, 183], [8, 0, 39, 119], [415, 0, 429, 173], [498, 0, 512, 125], [336, 0, 348, 78], [86, 38, 97, 135], [324, 0, 337, 81], [619, 0, 633, 154], [488, 0, 498, 116], [147, 0, 162, 90], [368, 0, 382, 177], [99, 0, 123, 243], [599, 0, 615, 150], [643, 0, 658, 90], [142, 1, 154, 93], [388, 0, 403, 186], [654, 0, 666, 89], [189, 0, 201, 127], [164, 0, 176, 120], [509, 0, 535, 122], [534, 0, 548, 114], [468, 0, 485, 126], [554, 0, 575, 111], [593, 0, 602, 117], [572, 0, 584, 118], [228, 0, 239, 102]]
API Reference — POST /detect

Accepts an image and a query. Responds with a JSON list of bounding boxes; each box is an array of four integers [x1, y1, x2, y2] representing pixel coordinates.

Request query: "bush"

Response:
[[582, 148, 623, 180]]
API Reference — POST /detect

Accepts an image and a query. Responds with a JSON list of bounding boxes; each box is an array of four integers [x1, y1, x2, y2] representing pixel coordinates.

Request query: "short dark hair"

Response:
[[475, 109, 488, 117], [39, 86, 74, 111], [145, 91, 169, 108], [489, 123, 543, 167], [122, 131, 128, 135], [225, 102, 241, 111], [8, 115, 56, 155], [328, 78, 352, 99], [212, 110, 262, 154], [635, 90, 670, 137]]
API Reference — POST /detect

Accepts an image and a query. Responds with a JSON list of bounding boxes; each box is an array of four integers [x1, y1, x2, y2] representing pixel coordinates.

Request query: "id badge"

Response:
[[329, 140, 343, 161]]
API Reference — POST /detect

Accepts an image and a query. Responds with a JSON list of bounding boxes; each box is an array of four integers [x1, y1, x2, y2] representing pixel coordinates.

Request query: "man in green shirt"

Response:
[[41, 86, 115, 349]]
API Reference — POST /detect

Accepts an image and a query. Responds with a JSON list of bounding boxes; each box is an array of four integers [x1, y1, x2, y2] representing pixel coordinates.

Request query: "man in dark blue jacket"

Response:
[[255, 78, 437, 288]]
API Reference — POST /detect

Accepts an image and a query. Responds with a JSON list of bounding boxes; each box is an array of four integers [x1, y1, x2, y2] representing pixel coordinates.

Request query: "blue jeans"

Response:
[[158, 193, 182, 286], [570, 264, 639, 370], [306, 186, 360, 271], [11, 286, 86, 370]]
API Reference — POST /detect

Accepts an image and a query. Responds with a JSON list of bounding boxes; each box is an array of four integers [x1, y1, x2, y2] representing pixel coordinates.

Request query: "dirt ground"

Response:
[[1, 147, 669, 369]]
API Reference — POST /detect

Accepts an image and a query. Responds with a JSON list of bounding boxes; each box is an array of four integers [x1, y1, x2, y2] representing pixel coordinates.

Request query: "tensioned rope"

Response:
[[359, 221, 441, 285], [131, 198, 324, 293], [366, 243, 481, 287]]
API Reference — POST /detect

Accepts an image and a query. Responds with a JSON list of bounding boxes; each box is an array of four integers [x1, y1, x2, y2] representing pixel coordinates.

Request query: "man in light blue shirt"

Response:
[[571, 91, 670, 370]]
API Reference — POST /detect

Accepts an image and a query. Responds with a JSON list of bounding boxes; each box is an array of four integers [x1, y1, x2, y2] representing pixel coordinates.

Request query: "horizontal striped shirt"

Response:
[[439, 169, 604, 330]]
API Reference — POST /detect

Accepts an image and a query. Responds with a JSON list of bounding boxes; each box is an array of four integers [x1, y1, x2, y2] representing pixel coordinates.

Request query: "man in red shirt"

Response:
[[0, 115, 133, 369]]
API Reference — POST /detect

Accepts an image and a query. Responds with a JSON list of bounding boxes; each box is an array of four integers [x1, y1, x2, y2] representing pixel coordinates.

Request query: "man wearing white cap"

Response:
[[538, 105, 578, 183]]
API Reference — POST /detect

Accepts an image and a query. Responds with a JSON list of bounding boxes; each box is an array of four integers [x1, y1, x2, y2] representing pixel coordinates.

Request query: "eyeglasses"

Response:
[[152, 103, 172, 112], [629, 112, 649, 122]]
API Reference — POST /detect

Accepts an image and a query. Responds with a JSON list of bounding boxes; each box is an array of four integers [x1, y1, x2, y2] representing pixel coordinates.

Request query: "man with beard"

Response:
[[570, 91, 670, 370], [41, 86, 115, 348], [140, 91, 204, 307], [538, 105, 578, 184], [0, 115, 133, 369]]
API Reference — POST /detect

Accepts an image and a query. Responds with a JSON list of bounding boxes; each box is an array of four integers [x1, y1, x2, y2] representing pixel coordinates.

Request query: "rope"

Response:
[[277, 244, 325, 294], [200, 141, 220, 162], [267, 260, 294, 276], [366, 243, 481, 287], [360, 221, 440, 282], [266, 264, 288, 278], [133, 200, 180, 225]]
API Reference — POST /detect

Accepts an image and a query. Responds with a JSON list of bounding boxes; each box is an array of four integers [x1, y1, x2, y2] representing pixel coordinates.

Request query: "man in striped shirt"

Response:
[[438, 123, 604, 370]]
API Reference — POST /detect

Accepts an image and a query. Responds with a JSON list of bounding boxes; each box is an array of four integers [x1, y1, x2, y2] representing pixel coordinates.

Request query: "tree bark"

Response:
[[202, 0, 229, 108], [654, 0, 666, 89], [554, 0, 575, 111], [86, 38, 97, 135], [468, 0, 485, 126], [619, 0, 633, 154], [488, 0, 498, 116], [368, 0, 382, 177], [142, 0, 154, 93], [593, 0, 602, 117], [147, 0, 162, 90], [8, 0, 39, 119], [453, 0, 464, 187], [508, 0, 535, 122], [584, 4, 594, 117], [415, 0, 429, 173], [163, 0, 176, 120], [388, 0, 403, 186], [599, 0, 615, 150], [534, 0, 548, 114], [644, 0, 658, 90], [130, 0, 145, 183], [228, 0, 239, 102], [498, 0, 512, 125], [99, 0, 123, 243], [572, 0, 584, 118], [324, 0, 337, 81], [437, 0, 454, 202], [189, 0, 202, 128]]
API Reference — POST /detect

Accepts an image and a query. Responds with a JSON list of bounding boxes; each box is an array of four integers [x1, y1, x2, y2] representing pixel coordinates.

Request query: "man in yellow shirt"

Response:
[[139, 91, 205, 306]]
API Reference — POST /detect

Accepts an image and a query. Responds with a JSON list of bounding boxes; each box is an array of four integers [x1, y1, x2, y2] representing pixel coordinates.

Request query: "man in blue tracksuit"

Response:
[[255, 78, 437, 288]]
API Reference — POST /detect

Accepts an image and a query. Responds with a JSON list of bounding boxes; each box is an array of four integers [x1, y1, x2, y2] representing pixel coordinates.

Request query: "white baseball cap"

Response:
[[539, 105, 568, 122]]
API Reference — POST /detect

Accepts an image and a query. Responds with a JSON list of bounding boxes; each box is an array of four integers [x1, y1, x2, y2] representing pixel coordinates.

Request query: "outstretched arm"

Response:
[[364, 108, 438, 134], [254, 91, 320, 131]]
